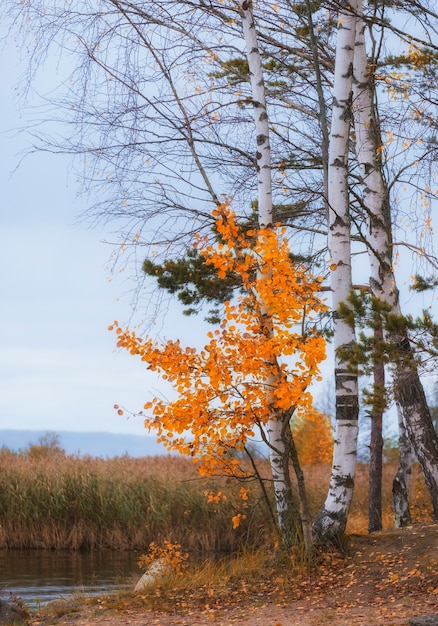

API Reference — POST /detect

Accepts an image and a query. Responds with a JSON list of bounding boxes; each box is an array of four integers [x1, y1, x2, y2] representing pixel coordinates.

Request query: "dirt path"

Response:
[[34, 595, 438, 626]]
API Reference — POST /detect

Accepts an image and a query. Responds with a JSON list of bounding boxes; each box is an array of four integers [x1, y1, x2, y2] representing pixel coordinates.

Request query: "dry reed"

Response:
[[0, 450, 272, 551], [0, 448, 432, 553]]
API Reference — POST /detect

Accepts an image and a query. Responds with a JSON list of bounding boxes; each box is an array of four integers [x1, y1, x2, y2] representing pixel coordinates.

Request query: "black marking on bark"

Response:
[[332, 157, 346, 168], [330, 213, 347, 228], [334, 474, 354, 488], [335, 406, 358, 421]]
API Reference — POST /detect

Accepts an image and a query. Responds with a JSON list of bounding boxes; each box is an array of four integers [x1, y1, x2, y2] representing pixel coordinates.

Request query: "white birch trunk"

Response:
[[240, 0, 272, 229], [241, 0, 304, 546], [352, 3, 438, 518], [313, 0, 359, 541]]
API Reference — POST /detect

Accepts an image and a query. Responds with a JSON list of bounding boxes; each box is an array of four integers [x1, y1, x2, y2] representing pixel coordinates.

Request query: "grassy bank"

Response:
[[0, 447, 432, 552]]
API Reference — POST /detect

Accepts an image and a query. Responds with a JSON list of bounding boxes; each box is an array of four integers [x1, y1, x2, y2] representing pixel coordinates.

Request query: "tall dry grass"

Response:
[[0, 448, 432, 552], [0, 450, 273, 551]]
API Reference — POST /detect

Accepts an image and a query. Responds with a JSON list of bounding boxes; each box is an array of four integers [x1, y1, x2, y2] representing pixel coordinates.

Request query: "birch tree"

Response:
[[112, 0, 327, 549], [239, 0, 317, 548], [312, 0, 359, 542], [241, 0, 293, 546]]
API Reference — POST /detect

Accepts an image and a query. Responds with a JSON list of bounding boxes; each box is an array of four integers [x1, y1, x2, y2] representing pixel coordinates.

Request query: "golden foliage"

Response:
[[111, 203, 327, 478], [291, 408, 333, 465]]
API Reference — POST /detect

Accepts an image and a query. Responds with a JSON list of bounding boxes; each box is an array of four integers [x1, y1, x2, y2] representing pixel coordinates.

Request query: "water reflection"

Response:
[[0, 550, 141, 607]]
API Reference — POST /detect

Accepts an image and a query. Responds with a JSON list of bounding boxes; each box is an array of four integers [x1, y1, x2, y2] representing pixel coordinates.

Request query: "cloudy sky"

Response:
[[0, 38, 190, 437]]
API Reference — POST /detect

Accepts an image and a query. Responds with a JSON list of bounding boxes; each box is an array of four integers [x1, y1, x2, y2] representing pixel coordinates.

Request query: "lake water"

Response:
[[0, 550, 142, 607]]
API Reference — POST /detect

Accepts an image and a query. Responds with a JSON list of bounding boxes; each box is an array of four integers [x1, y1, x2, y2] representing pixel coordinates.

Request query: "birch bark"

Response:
[[313, 0, 359, 541], [240, 0, 305, 547], [352, 3, 438, 519]]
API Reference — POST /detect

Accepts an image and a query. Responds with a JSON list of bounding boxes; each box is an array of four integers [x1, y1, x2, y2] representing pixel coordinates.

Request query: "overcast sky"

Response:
[[0, 39, 191, 437]]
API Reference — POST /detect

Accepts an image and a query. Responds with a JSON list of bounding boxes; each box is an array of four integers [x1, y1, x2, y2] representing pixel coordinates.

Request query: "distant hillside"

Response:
[[0, 429, 170, 458]]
